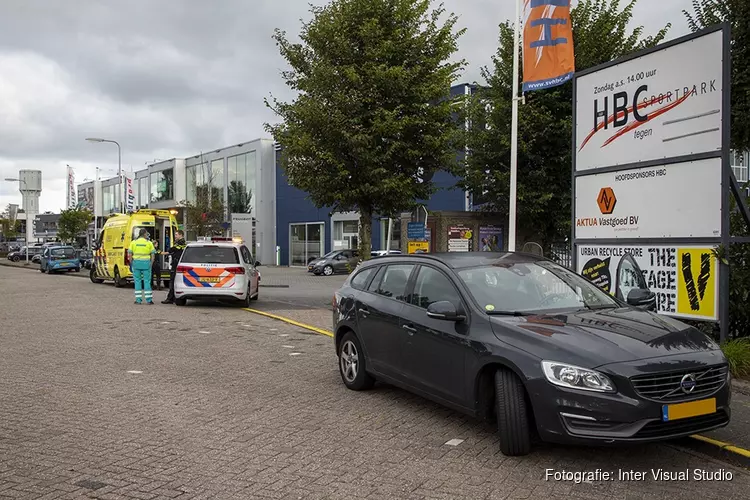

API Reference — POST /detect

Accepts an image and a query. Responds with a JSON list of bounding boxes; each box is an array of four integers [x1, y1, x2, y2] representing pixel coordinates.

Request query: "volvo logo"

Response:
[[680, 374, 697, 394]]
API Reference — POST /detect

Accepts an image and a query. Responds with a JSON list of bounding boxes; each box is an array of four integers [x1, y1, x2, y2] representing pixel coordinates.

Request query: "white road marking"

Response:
[[282, 345, 294, 348], [127, 370, 143, 374], [270, 328, 278, 331], [289, 352, 302, 356], [199, 331, 210, 334], [279, 334, 289, 337], [444, 439, 464, 446]]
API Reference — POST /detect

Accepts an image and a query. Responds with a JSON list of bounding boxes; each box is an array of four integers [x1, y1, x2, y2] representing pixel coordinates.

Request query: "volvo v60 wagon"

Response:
[[331, 253, 731, 456]]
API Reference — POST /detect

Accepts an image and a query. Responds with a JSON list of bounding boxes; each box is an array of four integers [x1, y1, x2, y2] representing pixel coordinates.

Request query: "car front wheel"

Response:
[[323, 265, 334, 276], [338, 332, 375, 391], [494, 369, 532, 456]]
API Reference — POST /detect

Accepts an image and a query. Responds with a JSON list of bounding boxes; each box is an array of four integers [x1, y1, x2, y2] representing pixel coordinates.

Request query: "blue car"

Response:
[[40, 245, 81, 273]]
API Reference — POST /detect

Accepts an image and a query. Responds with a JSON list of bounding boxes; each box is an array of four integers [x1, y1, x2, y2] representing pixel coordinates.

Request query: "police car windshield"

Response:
[[182, 245, 239, 264]]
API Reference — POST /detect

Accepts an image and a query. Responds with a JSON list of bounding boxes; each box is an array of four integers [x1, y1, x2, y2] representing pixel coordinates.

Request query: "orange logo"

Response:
[[597, 187, 617, 214]]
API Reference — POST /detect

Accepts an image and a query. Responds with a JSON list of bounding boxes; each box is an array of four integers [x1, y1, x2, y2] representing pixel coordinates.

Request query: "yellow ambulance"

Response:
[[90, 209, 179, 287]]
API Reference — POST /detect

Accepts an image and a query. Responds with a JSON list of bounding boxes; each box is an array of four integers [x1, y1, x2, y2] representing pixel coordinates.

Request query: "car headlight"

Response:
[[541, 361, 615, 393]]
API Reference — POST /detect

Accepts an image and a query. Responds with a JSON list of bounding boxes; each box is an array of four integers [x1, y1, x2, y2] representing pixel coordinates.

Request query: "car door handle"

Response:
[[402, 324, 416, 335]]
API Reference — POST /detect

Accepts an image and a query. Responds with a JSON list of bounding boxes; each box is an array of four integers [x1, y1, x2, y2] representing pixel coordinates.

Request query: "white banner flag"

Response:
[[125, 175, 135, 213], [66, 166, 76, 209]]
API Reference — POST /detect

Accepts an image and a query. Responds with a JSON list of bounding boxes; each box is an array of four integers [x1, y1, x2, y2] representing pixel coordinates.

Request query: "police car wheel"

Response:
[[175, 298, 187, 306]]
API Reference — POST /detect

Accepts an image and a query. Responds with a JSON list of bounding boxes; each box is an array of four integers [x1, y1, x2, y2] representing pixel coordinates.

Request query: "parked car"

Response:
[[308, 249, 360, 276], [39, 245, 80, 273], [371, 250, 402, 258], [77, 249, 93, 269], [7, 246, 43, 262], [332, 252, 730, 456]]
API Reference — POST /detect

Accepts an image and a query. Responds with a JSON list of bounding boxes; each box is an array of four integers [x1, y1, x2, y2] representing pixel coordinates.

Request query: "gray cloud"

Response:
[[0, 0, 691, 212]]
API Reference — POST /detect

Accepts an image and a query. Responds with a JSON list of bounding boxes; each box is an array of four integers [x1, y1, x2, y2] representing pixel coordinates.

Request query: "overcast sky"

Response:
[[0, 0, 691, 213]]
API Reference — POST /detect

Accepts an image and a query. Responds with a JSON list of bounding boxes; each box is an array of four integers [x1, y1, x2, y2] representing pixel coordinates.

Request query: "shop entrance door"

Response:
[[289, 222, 325, 266]]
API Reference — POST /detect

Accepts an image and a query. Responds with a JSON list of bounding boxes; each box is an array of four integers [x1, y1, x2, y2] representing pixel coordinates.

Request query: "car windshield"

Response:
[[51, 247, 76, 259], [458, 260, 619, 314], [181, 245, 239, 264], [322, 251, 339, 259]]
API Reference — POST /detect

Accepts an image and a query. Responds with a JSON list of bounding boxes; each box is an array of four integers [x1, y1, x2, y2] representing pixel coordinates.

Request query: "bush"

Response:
[[722, 338, 750, 378]]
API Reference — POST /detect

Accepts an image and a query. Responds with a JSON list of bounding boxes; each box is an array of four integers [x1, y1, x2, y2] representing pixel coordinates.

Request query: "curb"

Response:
[[732, 378, 750, 396], [243, 308, 333, 338], [691, 434, 750, 459], [0, 260, 88, 278]]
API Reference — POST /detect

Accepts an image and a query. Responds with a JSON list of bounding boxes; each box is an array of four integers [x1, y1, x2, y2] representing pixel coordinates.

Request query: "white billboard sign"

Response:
[[575, 158, 721, 239], [577, 244, 719, 321], [575, 29, 723, 171]]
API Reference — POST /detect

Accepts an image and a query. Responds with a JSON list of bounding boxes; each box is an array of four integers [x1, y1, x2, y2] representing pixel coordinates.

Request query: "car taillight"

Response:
[[176, 265, 193, 273], [225, 267, 245, 274], [124, 252, 130, 265]]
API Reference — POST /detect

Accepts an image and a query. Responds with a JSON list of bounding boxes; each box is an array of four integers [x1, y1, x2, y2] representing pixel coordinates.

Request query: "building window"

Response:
[[379, 218, 401, 251], [103, 184, 117, 214], [138, 178, 148, 207], [333, 219, 359, 250], [289, 222, 324, 266], [211, 159, 224, 203], [731, 149, 748, 184], [227, 152, 256, 214], [150, 169, 174, 203]]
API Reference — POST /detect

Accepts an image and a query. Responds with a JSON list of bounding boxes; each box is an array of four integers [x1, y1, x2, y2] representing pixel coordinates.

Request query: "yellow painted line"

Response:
[[691, 434, 750, 459], [243, 308, 334, 338]]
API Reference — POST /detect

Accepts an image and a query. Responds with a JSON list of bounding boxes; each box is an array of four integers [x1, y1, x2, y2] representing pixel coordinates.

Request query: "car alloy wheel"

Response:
[[340, 340, 359, 383], [338, 332, 375, 391], [323, 265, 334, 276]]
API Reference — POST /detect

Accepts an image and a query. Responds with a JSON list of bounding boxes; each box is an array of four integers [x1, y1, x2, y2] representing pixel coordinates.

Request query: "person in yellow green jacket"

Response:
[[128, 229, 156, 304]]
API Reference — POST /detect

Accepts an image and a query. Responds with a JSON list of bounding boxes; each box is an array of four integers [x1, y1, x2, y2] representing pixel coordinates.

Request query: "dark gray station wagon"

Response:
[[332, 253, 731, 456]]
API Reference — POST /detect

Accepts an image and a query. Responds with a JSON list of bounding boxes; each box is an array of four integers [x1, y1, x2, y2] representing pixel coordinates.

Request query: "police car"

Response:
[[173, 237, 261, 307]]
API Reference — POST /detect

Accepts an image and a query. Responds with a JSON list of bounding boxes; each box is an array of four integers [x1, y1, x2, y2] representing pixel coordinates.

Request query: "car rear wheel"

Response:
[[338, 332, 375, 391], [494, 369, 532, 456], [323, 265, 334, 276], [40, 267, 46, 273], [175, 298, 187, 306]]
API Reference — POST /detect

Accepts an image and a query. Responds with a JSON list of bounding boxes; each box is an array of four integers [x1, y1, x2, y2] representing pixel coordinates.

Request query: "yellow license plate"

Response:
[[201, 277, 221, 283], [662, 398, 716, 421]]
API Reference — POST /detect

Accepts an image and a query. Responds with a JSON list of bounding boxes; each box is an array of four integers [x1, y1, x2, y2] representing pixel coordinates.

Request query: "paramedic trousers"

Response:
[[132, 260, 153, 303]]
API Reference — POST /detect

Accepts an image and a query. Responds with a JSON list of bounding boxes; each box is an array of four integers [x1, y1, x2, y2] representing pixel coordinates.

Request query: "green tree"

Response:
[[57, 207, 93, 243], [460, 0, 669, 248], [228, 181, 252, 214], [266, 0, 466, 258], [684, 0, 749, 151]]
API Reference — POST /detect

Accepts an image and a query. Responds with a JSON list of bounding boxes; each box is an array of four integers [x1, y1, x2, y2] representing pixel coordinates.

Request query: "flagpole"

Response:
[[508, 0, 521, 252]]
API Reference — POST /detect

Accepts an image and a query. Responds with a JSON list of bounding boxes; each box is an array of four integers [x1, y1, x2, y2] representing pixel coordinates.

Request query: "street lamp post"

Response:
[[4, 177, 29, 262], [86, 138, 122, 213]]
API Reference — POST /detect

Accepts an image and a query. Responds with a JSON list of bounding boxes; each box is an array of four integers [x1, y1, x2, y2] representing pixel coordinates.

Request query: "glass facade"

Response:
[[211, 160, 224, 203], [227, 152, 256, 214], [731, 149, 748, 183], [333, 220, 359, 250], [379, 218, 401, 250], [289, 223, 324, 266], [150, 169, 174, 203], [103, 184, 116, 213], [138, 178, 148, 207]]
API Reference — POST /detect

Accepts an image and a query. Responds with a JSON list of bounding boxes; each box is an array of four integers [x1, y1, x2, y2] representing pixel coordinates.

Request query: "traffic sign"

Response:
[[407, 222, 425, 239]]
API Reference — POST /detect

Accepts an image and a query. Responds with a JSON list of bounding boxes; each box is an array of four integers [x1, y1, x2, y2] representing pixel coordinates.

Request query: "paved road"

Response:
[[1, 265, 749, 499]]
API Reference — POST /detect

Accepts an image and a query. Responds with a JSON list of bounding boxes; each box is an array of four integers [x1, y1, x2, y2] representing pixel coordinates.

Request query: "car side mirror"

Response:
[[426, 301, 466, 322], [626, 288, 656, 310], [255, 261, 261, 267]]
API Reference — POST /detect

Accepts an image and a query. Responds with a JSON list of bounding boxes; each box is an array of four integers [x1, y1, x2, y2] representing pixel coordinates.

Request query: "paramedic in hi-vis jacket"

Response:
[[128, 229, 156, 304]]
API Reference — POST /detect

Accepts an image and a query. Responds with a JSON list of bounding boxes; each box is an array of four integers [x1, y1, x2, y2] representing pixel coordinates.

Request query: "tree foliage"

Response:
[[57, 207, 93, 243], [460, 0, 669, 248], [266, 0, 466, 258], [182, 185, 225, 237], [684, 0, 749, 151], [228, 181, 252, 214]]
